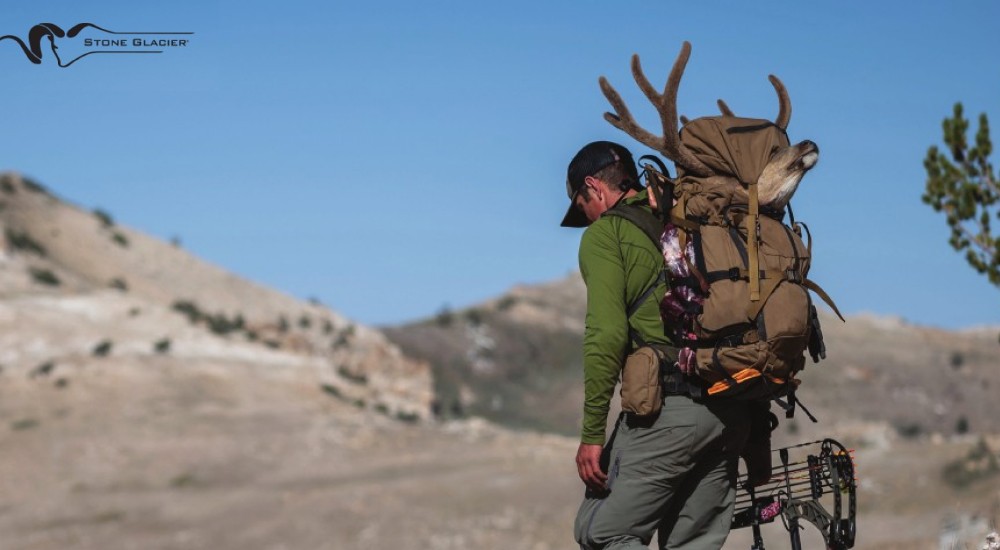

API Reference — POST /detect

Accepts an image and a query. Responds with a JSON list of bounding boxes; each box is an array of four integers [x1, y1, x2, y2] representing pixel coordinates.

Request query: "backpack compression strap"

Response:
[[747, 179, 761, 302]]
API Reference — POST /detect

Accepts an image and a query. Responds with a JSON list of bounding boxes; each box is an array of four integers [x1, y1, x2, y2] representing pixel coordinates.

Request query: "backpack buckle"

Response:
[[728, 267, 742, 281], [785, 269, 802, 283]]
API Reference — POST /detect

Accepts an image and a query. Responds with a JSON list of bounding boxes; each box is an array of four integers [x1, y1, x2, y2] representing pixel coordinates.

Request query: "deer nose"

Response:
[[800, 140, 818, 153]]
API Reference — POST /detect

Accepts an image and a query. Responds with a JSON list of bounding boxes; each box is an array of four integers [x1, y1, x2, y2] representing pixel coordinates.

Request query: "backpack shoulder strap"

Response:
[[601, 202, 662, 249], [602, 202, 668, 349]]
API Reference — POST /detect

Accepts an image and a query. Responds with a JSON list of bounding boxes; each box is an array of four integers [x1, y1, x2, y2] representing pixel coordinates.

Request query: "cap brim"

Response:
[[560, 202, 589, 228]]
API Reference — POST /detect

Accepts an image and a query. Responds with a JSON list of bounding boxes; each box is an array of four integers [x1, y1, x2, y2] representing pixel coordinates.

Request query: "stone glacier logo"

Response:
[[0, 23, 192, 67]]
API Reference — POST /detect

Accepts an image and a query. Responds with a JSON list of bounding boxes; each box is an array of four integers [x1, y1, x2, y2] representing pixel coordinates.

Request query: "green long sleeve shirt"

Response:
[[578, 191, 672, 444]]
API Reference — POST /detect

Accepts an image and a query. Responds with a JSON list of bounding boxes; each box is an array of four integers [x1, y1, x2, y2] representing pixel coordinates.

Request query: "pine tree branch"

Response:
[[956, 218, 996, 257], [984, 169, 1000, 197]]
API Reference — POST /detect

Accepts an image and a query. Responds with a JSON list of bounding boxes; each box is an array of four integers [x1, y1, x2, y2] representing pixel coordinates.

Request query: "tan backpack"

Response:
[[597, 42, 843, 414], [607, 144, 842, 414]]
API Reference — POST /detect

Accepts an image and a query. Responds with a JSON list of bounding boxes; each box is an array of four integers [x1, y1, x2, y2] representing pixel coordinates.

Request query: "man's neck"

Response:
[[610, 189, 638, 209]]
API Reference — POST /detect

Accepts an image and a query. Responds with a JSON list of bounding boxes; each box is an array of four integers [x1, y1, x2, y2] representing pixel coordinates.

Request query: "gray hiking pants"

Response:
[[574, 395, 750, 550]]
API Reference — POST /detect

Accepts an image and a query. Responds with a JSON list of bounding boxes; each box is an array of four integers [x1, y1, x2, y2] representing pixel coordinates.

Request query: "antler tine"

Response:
[[599, 76, 666, 153], [659, 41, 713, 177], [717, 99, 735, 117], [768, 74, 791, 130], [629, 54, 665, 108]]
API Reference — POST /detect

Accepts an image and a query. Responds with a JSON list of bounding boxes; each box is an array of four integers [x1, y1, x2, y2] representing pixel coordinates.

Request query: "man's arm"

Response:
[[576, 221, 630, 490], [579, 221, 629, 445]]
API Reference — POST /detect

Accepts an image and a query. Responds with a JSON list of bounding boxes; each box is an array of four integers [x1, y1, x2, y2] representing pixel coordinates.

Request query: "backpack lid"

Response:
[[678, 116, 790, 186]]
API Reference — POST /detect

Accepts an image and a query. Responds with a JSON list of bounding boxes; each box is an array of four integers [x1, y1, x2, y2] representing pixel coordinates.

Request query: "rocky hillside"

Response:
[[385, 272, 1000, 440], [0, 172, 433, 419]]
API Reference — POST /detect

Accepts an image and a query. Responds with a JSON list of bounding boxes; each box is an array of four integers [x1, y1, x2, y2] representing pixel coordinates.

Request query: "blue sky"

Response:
[[1, 1, 998, 330]]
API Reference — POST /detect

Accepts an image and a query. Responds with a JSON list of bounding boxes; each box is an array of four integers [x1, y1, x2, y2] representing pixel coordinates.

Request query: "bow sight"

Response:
[[731, 438, 857, 550]]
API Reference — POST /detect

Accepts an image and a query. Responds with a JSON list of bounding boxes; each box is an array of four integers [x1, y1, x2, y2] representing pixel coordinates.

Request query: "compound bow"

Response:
[[731, 438, 857, 550]]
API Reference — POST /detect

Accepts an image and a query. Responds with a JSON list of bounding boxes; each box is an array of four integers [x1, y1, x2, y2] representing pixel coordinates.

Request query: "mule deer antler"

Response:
[[769, 75, 791, 130], [717, 75, 791, 127], [599, 41, 713, 177]]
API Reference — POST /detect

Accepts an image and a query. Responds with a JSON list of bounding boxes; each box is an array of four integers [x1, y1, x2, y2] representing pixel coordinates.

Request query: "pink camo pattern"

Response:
[[659, 223, 704, 374], [760, 500, 783, 522], [760, 500, 781, 521]]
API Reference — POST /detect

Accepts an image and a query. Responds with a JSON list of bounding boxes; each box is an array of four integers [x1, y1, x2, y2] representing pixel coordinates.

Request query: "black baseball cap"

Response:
[[560, 141, 638, 227]]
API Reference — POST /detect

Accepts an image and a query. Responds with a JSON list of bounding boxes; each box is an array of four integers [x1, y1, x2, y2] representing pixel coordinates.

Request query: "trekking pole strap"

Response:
[[802, 279, 845, 322]]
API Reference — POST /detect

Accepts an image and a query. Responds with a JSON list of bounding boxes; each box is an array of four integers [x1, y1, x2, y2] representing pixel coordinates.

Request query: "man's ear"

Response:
[[583, 175, 604, 200]]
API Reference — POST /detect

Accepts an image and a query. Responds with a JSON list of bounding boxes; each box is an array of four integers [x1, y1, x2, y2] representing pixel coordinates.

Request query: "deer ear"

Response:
[[768, 75, 791, 129]]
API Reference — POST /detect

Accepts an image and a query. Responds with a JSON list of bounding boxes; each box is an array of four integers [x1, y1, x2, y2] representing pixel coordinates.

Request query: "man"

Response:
[[562, 141, 750, 549]]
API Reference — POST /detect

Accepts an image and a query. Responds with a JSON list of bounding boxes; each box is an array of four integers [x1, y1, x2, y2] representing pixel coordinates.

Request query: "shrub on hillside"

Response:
[[333, 324, 355, 349], [435, 305, 454, 327], [206, 314, 241, 336], [395, 411, 420, 424], [109, 278, 129, 291], [497, 295, 518, 311], [320, 384, 344, 399], [20, 176, 48, 194], [11, 418, 39, 431], [92, 340, 113, 357], [93, 208, 114, 228], [172, 300, 203, 323], [111, 231, 129, 248], [942, 438, 999, 489], [154, 338, 171, 354], [29, 361, 55, 378], [465, 308, 483, 327], [171, 302, 245, 336], [29, 268, 60, 287], [956, 416, 970, 435], [6, 229, 47, 256], [895, 421, 925, 440], [337, 365, 367, 385]]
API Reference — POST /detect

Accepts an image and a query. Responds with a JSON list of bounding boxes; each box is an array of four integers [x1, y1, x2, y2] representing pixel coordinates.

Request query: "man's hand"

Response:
[[575, 443, 608, 491]]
